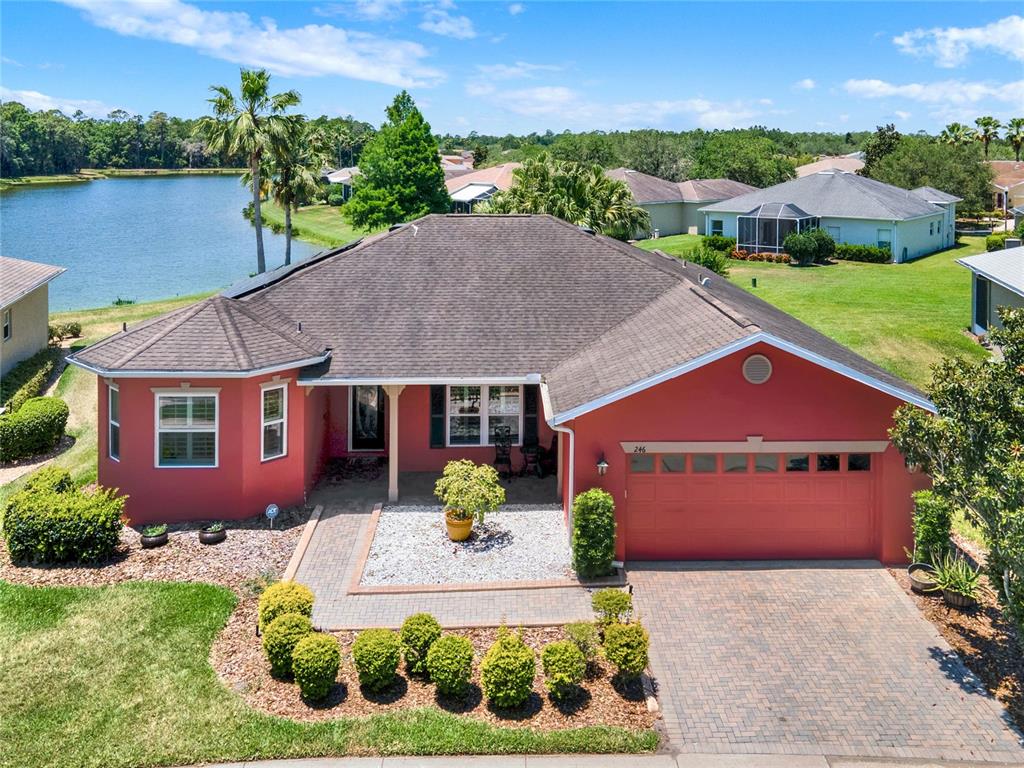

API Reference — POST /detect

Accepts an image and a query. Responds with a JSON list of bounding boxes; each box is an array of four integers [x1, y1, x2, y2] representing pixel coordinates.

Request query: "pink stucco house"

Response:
[[69, 214, 930, 562]]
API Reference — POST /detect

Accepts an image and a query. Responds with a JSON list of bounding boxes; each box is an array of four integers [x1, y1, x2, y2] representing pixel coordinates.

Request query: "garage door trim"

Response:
[[620, 437, 889, 454]]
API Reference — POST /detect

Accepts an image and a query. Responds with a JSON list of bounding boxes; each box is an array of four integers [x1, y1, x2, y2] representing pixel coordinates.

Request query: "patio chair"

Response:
[[493, 425, 514, 480]]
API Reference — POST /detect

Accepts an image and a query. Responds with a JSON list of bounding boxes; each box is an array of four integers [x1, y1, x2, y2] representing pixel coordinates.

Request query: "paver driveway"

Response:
[[630, 561, 1024, 763]]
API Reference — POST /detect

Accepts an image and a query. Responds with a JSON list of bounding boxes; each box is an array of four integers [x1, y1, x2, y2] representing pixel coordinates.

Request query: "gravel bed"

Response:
[[360, 504, 573, 586]]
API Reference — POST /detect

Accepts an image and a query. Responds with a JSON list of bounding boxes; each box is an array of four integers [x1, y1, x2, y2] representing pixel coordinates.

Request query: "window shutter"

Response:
[[429, 385, 445, 448], [523, 384, 539, 447]]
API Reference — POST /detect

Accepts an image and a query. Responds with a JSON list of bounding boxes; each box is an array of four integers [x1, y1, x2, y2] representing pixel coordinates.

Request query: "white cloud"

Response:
[[313, 0, 405, 21], [893, 110, 912, 120], [893, 15, 1024, 67], [59, 0, 442, 88], [476, 61, 561, 79], [844, 77, 1024, 124], [0, 86, 123, 118], [793, 78, 816, 90], [2, 56, 24, 68], [419, 6, 476, 39], [508, 3, 524, 15]]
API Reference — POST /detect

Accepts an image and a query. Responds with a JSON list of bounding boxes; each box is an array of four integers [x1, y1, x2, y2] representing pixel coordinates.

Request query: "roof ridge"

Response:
[[845, 173, 938, 218], [109, 300, 210, 368], [213, 297, 255, 370], [229, 297, 325, 356], [687, 283, 759, 330]]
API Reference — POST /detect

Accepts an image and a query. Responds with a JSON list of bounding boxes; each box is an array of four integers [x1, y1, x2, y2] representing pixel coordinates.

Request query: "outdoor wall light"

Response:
[[596, 456, 609, 476]]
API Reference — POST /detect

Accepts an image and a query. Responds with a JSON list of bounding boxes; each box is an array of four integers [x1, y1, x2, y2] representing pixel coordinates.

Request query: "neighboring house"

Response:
[[605, 168, 756, 237], [321, 166, 359, 201], [69, 214, 929, 563], [796, 155, 865, 177], [0, 256, 65, 377], [440, 152, 475, 172], [990, 161, 1024, 215], [445, 163, 521, 212], [910, 186, 962, 248], [958, 244, 1024, 334], [1012, 205, 1024, 230], [700, 171, 956, 262], [322, 153, 476, 201]]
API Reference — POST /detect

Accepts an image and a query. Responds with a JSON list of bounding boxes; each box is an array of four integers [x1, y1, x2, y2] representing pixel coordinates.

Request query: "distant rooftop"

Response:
[[0, 256, 65, 309]]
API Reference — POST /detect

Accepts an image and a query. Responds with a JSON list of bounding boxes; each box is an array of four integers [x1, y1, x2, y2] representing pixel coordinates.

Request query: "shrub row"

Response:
[[702, 235, 736, 253], [834, 243, 891, 263], [784, 228, 835, 267], [48, 321, 82, 344], [0, 347, 61, 413], [730, 249, 792, 263], [0, 396, 69, 462], [2, 467, 125, 563]]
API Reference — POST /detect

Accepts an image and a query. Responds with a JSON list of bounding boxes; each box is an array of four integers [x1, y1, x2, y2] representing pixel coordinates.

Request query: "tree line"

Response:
[[0, 100, 374, 178]]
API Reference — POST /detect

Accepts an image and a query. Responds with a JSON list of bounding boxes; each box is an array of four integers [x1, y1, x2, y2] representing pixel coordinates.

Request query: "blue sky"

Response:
[[1, 1, 1022, 135]]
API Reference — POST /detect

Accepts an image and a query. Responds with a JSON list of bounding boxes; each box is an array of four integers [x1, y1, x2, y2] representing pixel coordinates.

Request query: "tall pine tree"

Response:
[[344, 91, 450, 229]]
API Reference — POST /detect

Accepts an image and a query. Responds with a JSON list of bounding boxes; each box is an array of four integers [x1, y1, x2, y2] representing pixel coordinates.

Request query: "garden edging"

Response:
[[283, 504, 323, 581]]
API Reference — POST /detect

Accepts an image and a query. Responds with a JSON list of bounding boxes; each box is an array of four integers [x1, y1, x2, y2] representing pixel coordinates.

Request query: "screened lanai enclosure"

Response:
[[737, 203, 820, 253]]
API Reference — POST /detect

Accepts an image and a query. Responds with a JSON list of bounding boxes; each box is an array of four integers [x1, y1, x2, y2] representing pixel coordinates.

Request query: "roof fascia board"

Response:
[[298, 374, 542, 386], [67, 354, 329, 379], [956, 259, 1024, 297], [697, 207, 942, 222], [0, 267, 67, 311]]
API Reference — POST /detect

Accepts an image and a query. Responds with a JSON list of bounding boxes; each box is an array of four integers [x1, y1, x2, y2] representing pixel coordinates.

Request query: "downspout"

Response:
[[540, 382, 575, 539]]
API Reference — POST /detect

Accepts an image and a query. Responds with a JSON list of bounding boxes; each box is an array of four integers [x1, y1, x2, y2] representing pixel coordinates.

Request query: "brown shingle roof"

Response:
[[0, 256, 65, 309], [71, 214, 927, 415], [605, 168, 683, 203]]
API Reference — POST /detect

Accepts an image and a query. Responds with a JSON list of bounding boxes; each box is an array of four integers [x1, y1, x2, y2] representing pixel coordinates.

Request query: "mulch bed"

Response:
[[212, 597, 655, 732], [890, 567, 1024, 734], [0, 505, 312, 593]]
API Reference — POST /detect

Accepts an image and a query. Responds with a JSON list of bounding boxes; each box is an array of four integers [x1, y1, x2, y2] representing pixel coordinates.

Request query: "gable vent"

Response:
[[742, 354, 773, 384]]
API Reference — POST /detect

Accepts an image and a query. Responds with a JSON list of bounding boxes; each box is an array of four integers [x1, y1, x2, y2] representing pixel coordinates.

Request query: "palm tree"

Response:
[[268, 121, 332, 266], [484, 154, 650, 240], [939, 122, 976, 147], [974, 116, 1002, 160], [1007, 118, 1024, 162], [197, 69, 300, 274]]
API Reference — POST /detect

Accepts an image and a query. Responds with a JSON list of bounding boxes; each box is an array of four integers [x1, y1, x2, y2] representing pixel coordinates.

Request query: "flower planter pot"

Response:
[[907, 562, 937, 593], [445, 511, 473, 542], [942, 589, 977, 609], [199, 528, 227, 545], [140, 532, 168, 549]]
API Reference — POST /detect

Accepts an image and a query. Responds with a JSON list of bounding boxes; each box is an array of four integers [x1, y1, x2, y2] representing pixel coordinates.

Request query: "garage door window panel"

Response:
[[786, 454, 809, 472], [848, 453, 871, 471], [692, 454, 717, 473], [724, 454, 749, 473], [754, 454, 779, 473], [816, 454, 840, 472], [629, 454, 655, 473], [660, 454, 686, 473]]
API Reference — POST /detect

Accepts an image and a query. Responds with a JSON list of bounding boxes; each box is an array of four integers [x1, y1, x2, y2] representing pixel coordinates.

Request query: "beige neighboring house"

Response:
[[796, 155, 865, 177], [0, 256, 65, 377], [445, 162, 522, 212], [990, 161, 1024, 215], [606, 168, 756, 237]]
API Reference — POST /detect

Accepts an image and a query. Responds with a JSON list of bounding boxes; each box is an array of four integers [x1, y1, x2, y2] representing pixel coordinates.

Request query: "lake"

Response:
[[0, 175, 320, 311]]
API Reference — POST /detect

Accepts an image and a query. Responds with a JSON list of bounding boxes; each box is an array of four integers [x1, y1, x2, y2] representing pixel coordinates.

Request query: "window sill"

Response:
[[261, 453, 288, 463]]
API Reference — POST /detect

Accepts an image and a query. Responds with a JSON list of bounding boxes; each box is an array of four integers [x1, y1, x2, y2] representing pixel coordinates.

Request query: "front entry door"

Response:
[[351, 386, 385, 451]]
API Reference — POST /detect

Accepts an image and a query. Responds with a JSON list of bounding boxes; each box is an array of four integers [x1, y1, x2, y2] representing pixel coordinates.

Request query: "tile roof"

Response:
[[910, 186, 962, 204], [677, 178, 758, 201], [0, 256, 65, 309], [605, 168, 683, 203], [989, 161, 1024, 189], [700, 171, 943, 220], [958, 245, 1024, 295], [445, 163, 521, 194], [796, 156, 865, 177], [71, 214, 927, 415]]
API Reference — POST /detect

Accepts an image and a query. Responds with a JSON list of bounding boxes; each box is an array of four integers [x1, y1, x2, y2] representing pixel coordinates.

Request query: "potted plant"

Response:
[[929, 551, 980, 609], [904, 547, 938, 593], [434, 459, 506, 541], [199, 521, 227, 545], [140, 523, 168, 549]]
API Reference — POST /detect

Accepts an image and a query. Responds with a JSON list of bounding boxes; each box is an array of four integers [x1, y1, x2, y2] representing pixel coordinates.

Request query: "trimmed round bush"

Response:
[[400, 612, 442, 676], [262, 613, 314, 678], [571, 488, 617, 578], [258, 581, 314, 632], [541, 640, 586, 702], [592, 588, 633, 630], [22, 466, 74, 494], [425, 634, 474, 698], [480, 629, 535, 708], [564, 622, 599, 666], [603, 622, 649, 680], [352, 628, 401, 692], [0, 396, 69, 462], [292, 633, 341, 701]]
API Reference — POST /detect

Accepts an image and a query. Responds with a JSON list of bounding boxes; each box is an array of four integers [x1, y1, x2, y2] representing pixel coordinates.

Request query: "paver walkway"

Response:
[[630, 561, 1024, 763], [294, 478, 592, 629]]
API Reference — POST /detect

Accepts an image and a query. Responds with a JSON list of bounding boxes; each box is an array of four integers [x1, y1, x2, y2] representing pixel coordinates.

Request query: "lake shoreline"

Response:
[[0, 167, 244, 190]]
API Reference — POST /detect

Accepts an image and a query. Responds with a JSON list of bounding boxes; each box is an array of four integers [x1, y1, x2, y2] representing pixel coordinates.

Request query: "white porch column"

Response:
[[383, 384, 405, 502]]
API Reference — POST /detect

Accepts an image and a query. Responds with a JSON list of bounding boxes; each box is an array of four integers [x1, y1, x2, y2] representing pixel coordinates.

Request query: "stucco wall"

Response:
[[563, 342, 923, 563], [641, 202, 686, 238], [891, 213, 948, 263], [987, 282, 1024, 330], [681, 202, 705, 234], [0, 284, 50, 377]]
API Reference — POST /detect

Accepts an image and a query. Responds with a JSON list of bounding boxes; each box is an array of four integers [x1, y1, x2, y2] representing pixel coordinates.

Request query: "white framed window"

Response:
[[108, 383, 120, 461], [446, 385, 522, 447], [261, 383, 287, 461], [154, 391, 218, 468], [2, 309, 10, 341], [876, 228, 892, 249], [710, 219, 724, 236]]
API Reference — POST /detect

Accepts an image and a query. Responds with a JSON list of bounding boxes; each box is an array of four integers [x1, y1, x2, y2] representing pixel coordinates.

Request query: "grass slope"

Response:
[[0, 580, 657, 768], [641, 234, 989, 390], [260, 202, 375, 248], [633, 233, 703, 258]]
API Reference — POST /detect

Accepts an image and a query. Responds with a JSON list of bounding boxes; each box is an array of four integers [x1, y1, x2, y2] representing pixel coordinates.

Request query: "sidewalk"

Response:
[[181, 753, 1024, 768]]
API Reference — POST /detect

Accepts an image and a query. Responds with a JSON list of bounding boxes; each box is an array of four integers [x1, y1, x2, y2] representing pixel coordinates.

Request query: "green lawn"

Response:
[[645, 234, 989, 391], [634, 233, 703, 258], [0, 580, 657, 768], [260, 202, 376, 248]]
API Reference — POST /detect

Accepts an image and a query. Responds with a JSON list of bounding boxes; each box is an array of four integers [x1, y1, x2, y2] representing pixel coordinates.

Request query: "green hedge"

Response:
[[986, 231, 1014, 252], [3, 470, 125, 563], [702, 235, 736, 253], [571, 488, 616, 578], [0, 396, 69, 462], [834, 244, 891, 263], [0, 347, 61, 413]]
